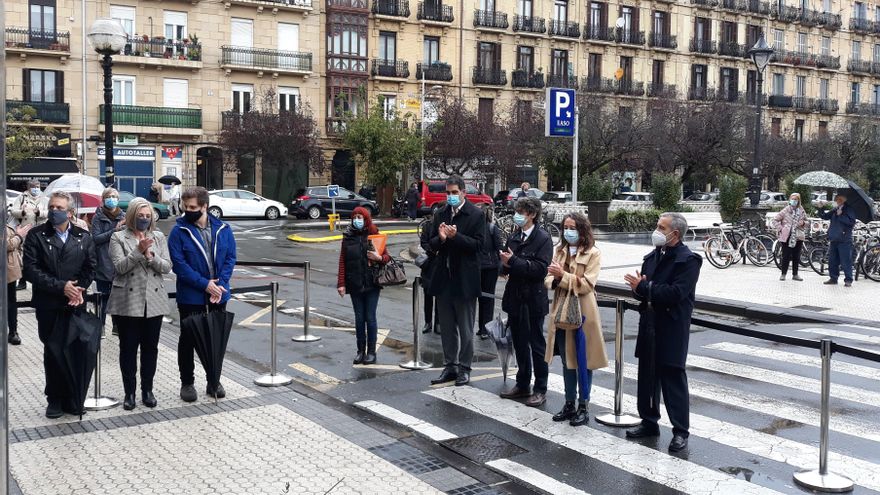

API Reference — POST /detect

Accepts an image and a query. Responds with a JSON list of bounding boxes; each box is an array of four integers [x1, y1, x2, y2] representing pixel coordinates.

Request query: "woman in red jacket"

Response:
[[337, 207, 391, 364]]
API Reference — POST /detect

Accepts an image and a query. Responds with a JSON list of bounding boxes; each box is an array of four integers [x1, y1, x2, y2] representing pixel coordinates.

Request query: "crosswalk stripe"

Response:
[[702, 342, 880, 380], [354, 400, 457, 441], [289, 363, 341, 386], [485, 459, 591, 495], [426, 386, 784, 495], [796, 328, 880, 346]]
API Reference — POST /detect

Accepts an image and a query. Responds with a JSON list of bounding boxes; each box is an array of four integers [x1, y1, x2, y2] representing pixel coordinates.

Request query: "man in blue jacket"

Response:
[[168, 186, 236, 402], [819, 193, 857, 287]]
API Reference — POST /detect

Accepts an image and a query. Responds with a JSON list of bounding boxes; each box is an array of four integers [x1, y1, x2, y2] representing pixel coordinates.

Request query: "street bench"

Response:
[[682, 212, 723, 241]]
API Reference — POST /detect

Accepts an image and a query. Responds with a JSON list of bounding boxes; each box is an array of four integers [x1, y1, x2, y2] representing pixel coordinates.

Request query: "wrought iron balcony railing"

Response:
[[647, 83, 677, 98], [716, 88, 742, 102], [472, 67, 507, 86], [123, 37, 202, 61], [512, 70, 545, 88], [100, 105, 202, 128], [417, 2, 453, 22], [688, 86, 716, 101], [817, 12, 842, 29], [745, 0, 771, 14], [768, 95, 794, 108], [416, 62, 453, 81], [221, 46, 312, 72], [815, 98, 839, 114], [327, 0, 368, 8], [584, 25, 614, 42], [547, 74, 578, 89], [474, 10, 509, 29], [580, 77, 611, 93], [846, 101, 880, 115], [849, 17, 875, 33], [648, 33, 677, 49], [847, 58, 873, 74], [5, 100, 70, 124], [770, 4, 800, 22], [549, 20, 580, 38], [792, 96, 815, 112], [689, 38, 717, 54], [4, 27, 70, 51], [615, 29, 645, 46], [719, 41, 748, 58], [371, 59, 409, 78], [690, 0, 720, 8], [769, 49, 837, 69], [513, 15, 546, 33], [609, 79, 645, 96], [372, 0, 410, 17]]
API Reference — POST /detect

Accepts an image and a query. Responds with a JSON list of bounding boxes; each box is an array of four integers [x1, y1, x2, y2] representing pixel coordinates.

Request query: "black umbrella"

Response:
[[45, 307, 102, 420], [638, 276, 659, 416], [181, 308, 235, 404], [841, 180, 876, 223], [158, 175, 182, 186]]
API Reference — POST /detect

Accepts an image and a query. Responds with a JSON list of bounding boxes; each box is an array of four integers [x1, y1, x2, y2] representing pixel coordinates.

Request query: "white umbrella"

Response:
[[793, 171, 850, 189], [42, 174, 107, 212]]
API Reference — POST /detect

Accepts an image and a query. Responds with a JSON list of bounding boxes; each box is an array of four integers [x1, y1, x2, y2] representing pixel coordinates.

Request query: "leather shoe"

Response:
[[552, 401, 576, 422], [823, 279, 838, 285], [454, 372, 470, 386], [363, 351, 377, 365], [525, 393, 546, 407], [476, 330, 489, 340], [430, 368, 457, 385], [500, 385, 532, 399], [180, 384, 197, 402], [45, 399, 63, 419], [626, 424, 660, 438], [669, 435, 689, 452], [569, 403, 589, 426], [8, 331, 21, 346], [845, 281, 852, 287], [433, 325, 442, 334], [353, 351, 366, 365], [421, 323, 432, 334], [123, 393, 136, 411], [206, 383, 226, 398], [142, 391, 157, 408]]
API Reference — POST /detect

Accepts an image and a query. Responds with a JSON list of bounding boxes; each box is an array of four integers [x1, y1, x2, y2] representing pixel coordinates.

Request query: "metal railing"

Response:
[[513, 15, 546, 33], [815, 98, 839, 114], [547, 74, 578, 89], [416, 62, 453, 81], [123, 37, 202, 61], [584, 25, 614, 42], [232, 0, 313, 7], [371, 59, 410, 78], [615, 29, 645, 46], [688, 86, 716, 101], [221, 45, 312, 72], [472, 67, 507, 86], [768, 94, 794, 108], [716, 88, 741, 102], [846, 101, 880, 115], [372, 0, 410, 17], [770, 4, 800, 22], [474, 9, 509, 29], [5, 100, 70, 124], [401, 277, 431, 370], [745, 0, 771, 14], [511, 70, 545, 88], [689, 38, 717, 54], [549, 19, 580, 38], [100, 104, 202, 129], [817, 12, 842, 29], [417, 2, 454, 22], [849, 17, 875, 33], [744, 92, 768, 106], [690, 0, 720, 7], [770, 49, 839, 69], [847, 58, 874, 74], [4, 27, 70, 51], [647, 83, 677, 98], [609, 79, 644, 96], [718, 41, 748, 58], [793, 96, 815, 112], [327, 0, 368, 8], [648, 33, 677, 49]]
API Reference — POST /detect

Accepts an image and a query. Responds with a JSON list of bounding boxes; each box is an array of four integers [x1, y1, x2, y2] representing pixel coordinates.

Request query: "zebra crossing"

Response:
[[354, 324, 880, 495]]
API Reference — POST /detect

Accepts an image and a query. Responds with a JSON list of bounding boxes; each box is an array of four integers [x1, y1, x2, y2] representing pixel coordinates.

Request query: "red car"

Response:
[[418, 180, 492, 215]]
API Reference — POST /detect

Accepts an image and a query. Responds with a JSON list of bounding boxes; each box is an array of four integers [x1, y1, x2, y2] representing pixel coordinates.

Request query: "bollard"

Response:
[[400, 277, 431, 370], [595, 299, 641, 427], [793, 338, 854, 493], [292, 260, 321, 342], [84, 296, 120, 411], [255, 282, 294, 386]]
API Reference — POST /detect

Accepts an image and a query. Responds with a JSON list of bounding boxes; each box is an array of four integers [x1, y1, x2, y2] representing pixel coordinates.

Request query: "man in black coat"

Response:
[[426, 176, 486, 386], [23, 191, 97, 419], [499, 197, 553, 407], [405, 182, 421, 220], [624, 212, 701, 452]]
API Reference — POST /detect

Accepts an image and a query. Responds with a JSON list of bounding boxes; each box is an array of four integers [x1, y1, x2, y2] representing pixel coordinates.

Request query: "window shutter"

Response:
[[632, 8, 639, 32], [494, 43, 501, 70], [55, 71, 64, 103], [22, 69, 31, 101]]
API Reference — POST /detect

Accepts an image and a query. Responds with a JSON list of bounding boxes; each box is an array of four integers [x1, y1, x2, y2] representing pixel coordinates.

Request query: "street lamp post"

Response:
[[747, 36, 774, 208], [87, 19, 127, 187], [419, 79, 443, 182]]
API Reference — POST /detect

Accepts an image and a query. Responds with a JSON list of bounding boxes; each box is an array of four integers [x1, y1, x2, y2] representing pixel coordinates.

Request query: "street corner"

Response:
[[288, 228, 419, 244]]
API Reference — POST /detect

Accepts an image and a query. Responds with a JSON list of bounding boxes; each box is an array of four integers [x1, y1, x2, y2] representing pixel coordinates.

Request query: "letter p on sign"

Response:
[[555, 92, 570, 118]]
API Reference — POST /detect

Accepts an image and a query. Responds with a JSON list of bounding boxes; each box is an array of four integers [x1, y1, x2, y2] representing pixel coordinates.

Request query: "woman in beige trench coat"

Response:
[[544, 212, 609, 426]]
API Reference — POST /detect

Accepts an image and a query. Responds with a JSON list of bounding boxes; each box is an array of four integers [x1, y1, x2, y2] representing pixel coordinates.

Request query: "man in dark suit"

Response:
[[624, 212, 701, 452], [818, 192, 857, 287], [499, 197, 553, 407], [426, 176, 486, 386]]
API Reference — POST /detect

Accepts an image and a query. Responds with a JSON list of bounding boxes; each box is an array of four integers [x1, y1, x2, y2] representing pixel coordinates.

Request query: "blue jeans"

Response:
[[828, 241, 854, 283], [350, 288, 380, 347], [95, 280, 112, 328], [558, 329, 592, 403]]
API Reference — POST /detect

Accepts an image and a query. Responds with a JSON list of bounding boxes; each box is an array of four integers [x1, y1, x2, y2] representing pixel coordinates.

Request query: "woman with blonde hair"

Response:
[[772, 192, 808, 281], [106, 198, 172, 410]]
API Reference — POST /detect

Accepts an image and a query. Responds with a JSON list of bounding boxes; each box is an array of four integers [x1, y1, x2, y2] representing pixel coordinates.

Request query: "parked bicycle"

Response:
[[704, 222, 772, 268]]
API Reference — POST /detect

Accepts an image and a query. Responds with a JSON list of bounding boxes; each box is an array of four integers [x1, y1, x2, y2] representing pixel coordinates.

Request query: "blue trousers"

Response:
[[350, 288, 380, 347], [558, 329, 592, 403], [828, 241, 854, 283]]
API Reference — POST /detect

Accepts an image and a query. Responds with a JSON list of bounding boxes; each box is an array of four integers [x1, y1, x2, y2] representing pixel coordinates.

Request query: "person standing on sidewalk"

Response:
[[477, 208, 503, 340], [419, 208, 441, 335], [91, 188, 126, 330], [819, 193, 857, 287], [427, 176, 486, 387], [624, 212, 701, 452], [22, 191, 97, 418], [6, 223, 31, 345], [168, 187, 236, 403], [336, 206, 391, 365], [772, 193, 807, 281], [12, 180, 47, 290], [499, 197, 553, 407], [405, 182, 421, 221], [107, 198, 172, 410]]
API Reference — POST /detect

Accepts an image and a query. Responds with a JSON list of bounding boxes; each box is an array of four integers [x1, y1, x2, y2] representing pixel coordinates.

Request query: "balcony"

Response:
[[547, 74, 578, 89], [689, 38, 717, 55], [719, 0, 741, 11], [648, 33, 677, 50], [511, 70, 545, 89], [792, 96, 815, 112], [816, 54, 842, 69], [690, 0, 720, 8], [513, 15, 546, 35], [744, 92, 768, 105], [584, 25, 614, 42], [372, 0, 410, 17], [327, 0, 368, 9], [815, 98, 839, 114], [221, 46, 312, 75], [846, 102, 880, 115], [718, 41, 748, 58], [117, 37, 203, 69], [847, 58, 873, 74], [418, 2, 453, 22], [580, 77, 611, 93], [5, 100, 70, 125], [416, 62, 453, 81], [225, 0, 313, 12], [770, 4, 800, 22], [610, 79, 645, 96], [474, 10, 509, 30], [371, 59, 410, 78], [849, 17, 875, 34], [768, 95, 794, 108], [615, 29, 645, 46], [817, 12, 842, 30], [647, 83, 677, 98], [744, 0, 771, 15], [4, 27, 70, 58], [549, 20, 580, 38], [716, 88, 742, 102], [99, 105, 202, 134], [472, 67, 507, 86], [688, 87, 716, 101]]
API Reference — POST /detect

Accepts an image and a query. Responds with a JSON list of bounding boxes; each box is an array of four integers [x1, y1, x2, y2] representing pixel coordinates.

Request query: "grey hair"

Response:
[[27, 180, 40, 188], [49, 191, 73, 205], [661, 212, 688, 239], [102, 187, 119, 199], [515, 197, 542, 221]]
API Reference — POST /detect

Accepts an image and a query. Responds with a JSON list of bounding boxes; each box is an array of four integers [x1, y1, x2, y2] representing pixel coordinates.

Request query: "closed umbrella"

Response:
[[182, 307, 235, 404], [573, 317, 590, 399], [793, 171, 850, 189], [485, 313, 515, 382], [45, 307, 103, 420], [840, 180, 877, 223]]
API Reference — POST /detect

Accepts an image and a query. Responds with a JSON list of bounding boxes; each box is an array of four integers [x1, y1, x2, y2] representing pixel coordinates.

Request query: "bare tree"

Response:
[[827, 116, 879, 176], [424, 96, 499, 177]]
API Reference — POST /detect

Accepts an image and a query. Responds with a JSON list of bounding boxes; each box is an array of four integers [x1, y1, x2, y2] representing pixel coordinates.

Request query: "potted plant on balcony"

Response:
[[187, 34, 201, 61]]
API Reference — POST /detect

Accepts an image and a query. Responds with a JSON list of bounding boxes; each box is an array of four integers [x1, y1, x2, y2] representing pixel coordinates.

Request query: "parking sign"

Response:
[[328, 185, 339, 198], [544, 87, 576, 137]]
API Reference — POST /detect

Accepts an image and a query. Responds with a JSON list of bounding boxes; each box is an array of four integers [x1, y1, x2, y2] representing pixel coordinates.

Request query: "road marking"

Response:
[[352, 364, 422, 371], [254, 235, 277, 240], [243, 226, 277, 233], [797, 328, 880, 345], [236, 300, 285, 327], [429, 372, 507, 389], [426, 386, 782, 495], [703, 342, 880, 380], [354, 400, 457, 441], [485, 459, 591, 495], [289, 363, 341, 386]]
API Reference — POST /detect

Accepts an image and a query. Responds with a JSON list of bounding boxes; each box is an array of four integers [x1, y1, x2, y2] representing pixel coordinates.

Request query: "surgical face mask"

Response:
[[30, 188, 40, 196], [513, 212, 527, 227], [651, 229, 671, 248], [183, 210, 203, 224], [352, 218, 365, 230], [48, 209, 68, 226], [789, 199, 798, 207], [447, 193, 462, 208], [563, 229, 580, 244], [135, 217, 151, 232], [104, 198, 119, 209]]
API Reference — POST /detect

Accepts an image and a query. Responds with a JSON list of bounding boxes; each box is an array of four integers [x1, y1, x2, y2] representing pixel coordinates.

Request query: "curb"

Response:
[[288, 228, 418, 243], [288, 219, 421, 231]]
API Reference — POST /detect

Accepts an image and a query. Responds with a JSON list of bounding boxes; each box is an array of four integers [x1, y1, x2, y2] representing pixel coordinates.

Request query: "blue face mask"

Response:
[[447, 194, 461, 208], [563, 229, 580, 244], [352, 218, 365, 230], [30, 188, 41, 196], [513, 213, 527, 227], [789, 199, 798, 207], [48, 209, 68, 226], [104, 198, 119, 209]]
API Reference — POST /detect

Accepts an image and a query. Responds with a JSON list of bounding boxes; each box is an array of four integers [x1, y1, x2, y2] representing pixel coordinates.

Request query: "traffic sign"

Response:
[[544, 87, 576, 137], [328, 185, 340, 198]]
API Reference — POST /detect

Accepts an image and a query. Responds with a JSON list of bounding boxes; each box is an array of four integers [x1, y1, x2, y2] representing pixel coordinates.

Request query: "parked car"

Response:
[[614, 192, 654, 202], [743, 191, 787, 207], [418, 180, 492, 214], [208, 189, 288, 219], [500, 187, 545, 209], [118, 191, 171, 219], [541, 191, 573, 203], [290, 185, 377, 219], [684, 192, 719, 202]]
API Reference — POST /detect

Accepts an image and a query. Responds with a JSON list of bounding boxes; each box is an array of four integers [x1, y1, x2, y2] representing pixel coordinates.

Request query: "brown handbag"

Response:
[[373, 258, 407, 287], [552, 281, 582, 330]]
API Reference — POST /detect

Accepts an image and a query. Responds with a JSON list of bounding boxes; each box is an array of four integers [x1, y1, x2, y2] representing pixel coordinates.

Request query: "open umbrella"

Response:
[[43, 174, 107, 210], [485, 313, 515, 382], [158, 175, 182, 186], [793, 171, 850, 189], [840, 180, 877, 223], [45, 307, 102, 420], [182, 307, 235, 404]]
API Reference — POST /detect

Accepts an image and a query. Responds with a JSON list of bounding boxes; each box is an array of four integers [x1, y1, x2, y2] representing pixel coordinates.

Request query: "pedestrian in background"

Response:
[[477, 207, 503, 340], [169, 183, 182, 216], [545, 212, 608, 426], [68, 206, 90, 231], [12, 180, 46, 290], [6, 223, 31, 345], [624, 212, 701, 452], [517, 182, 531, 199], [499, 197, 553, 407], [168, 186, 236, 403], [337, 206, 391, 365], [426, 176, 486, 387], [419, 208, 440, 335], [91, 187, 126, 330], [772, 193, 807, 281], [107, 198, 172, 410], [405, 182, 421, 221], [819, 193, 857, 287]]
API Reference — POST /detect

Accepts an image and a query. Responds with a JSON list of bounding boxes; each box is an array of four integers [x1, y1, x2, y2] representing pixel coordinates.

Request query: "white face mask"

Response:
[[651, 229, 671, 247]]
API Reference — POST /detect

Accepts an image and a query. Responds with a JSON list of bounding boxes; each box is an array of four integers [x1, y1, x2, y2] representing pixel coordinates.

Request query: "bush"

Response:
[[609, 208, 663, 232], [650, 174, 682, 212], [783, 174, 815, 216], [718, 174, 749, 223], [579, 173, 614, 201]]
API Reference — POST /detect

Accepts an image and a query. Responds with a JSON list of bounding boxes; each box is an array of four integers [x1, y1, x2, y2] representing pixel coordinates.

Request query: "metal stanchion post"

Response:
[[596, 299, 641, 427], [84, 296, 119, 411], [400, 277, 430, 370], [793, 338, 854, 493], [255, 282, 293, 386], [292, 261, 321, 342]]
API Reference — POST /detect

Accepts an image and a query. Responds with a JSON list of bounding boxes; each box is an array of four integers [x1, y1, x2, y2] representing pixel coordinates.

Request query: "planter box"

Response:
[[583, 200, 611, 226]]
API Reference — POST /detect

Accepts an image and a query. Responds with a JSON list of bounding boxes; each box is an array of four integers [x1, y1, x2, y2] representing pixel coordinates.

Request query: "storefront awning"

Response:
[[8, 157, 79, 183]]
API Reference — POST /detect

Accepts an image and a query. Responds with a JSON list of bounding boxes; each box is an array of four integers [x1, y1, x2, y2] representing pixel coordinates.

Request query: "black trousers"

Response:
[[113, 314, 162, 395], [510, 306, 548, 394], [423, 289, 435, 326], [35, 309, 69, 401], [780, 240, 803, 276], [478, 267, 499, 334], [177, 303, 226, 386], [636, 358, 690, 437], [7, 282, 17, 334]]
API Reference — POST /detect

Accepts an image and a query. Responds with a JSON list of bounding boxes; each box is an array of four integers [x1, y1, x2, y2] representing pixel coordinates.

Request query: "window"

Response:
[[517, 46, 534, 72], [821, 36, 831, 56], [29, 0, 55, 34], [746, 25, 762, 47], [424, 36, 440, 64], [278, 23, 299, 54], [478, 42, 499, 69], [772, 29, 784, 50], [112, 75, 135, 105], [622, 6, 635, 32], [554, 0, 568, 22], [164, 10, 187, 41], [797, 32, 807, 53], [720, 67, 738, 96], [794, 119, 804, 142], [691, 64, 707, 90], [110, 5, 135, 36], [876, 5, 880, 21], [855, 1, 866, 19], [653, 11, 667, 36], [518, 0, 533, 16], [552, 49, 569, 77], [23, 69, 62, 103], [747, 70, 757, 97], [851, 82, 861, 103], [478, 98, 494, 123], [771, 118, 781, 137], [873, 85, 880, 105], [588, 53, 602, 80], [379, 31, 396, 61], [818, 120, 828, 138], [620, 56, 633, 82], [279, 87, 299, 112], [874, 44, 880, 63], [795, 75, 806, 98], [589, 2, 606, 37], [480, 0, 495, 11], [382, 95, 397, 119], [853, 40, 862, 60], [772, 73, 785, 95], [652, 60, 664, 85], [722, 21, 737, 43], [232, 83, 253, 113], [163, 78, 188, 108], [328, 24, 367, 57], [820, 78, 829, 100], [231, 18, 254, 48]]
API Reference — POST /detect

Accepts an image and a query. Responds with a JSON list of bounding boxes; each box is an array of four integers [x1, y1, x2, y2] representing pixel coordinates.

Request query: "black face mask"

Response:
[[183, 210, 203, 224]]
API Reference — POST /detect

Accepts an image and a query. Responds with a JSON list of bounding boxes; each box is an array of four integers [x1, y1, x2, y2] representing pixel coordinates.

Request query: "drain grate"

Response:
[[441, 432, 527, 463]]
